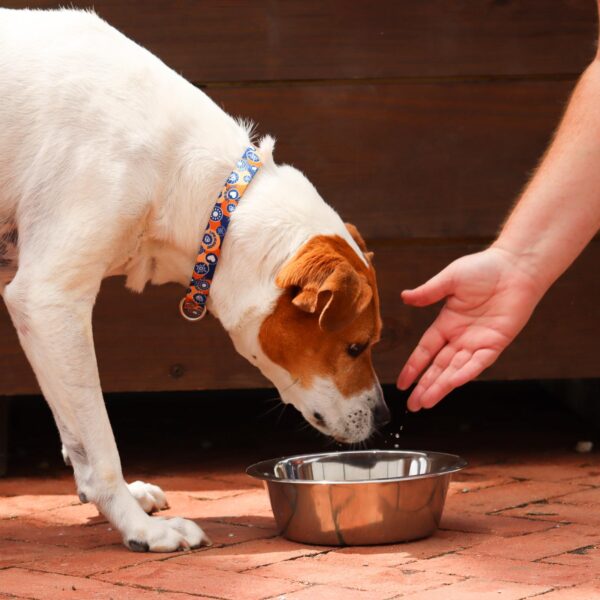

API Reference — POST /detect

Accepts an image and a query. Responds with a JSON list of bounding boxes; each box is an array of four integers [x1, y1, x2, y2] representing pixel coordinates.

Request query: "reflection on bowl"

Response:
[[247, 450, 467, 546]]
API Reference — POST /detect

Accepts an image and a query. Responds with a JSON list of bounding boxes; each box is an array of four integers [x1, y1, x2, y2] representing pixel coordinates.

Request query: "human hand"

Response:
[[397, 247, 545, 411]]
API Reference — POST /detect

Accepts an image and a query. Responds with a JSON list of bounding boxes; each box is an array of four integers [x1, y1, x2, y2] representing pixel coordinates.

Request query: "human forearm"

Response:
[[493, 59, 600, 295]]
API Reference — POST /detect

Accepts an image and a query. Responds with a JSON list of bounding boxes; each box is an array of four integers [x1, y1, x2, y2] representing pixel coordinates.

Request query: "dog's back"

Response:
[[0, 9, 128, 287], [0, 8, 199, 290], [0, 8, 169, 204]]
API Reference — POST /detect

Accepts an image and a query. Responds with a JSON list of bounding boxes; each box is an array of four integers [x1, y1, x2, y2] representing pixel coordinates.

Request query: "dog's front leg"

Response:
[[60, 443, 169, 513], [3, 273, 209, 552]]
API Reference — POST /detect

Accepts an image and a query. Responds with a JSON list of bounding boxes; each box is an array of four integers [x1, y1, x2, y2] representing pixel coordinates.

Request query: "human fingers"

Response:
[[401, 264, 454, 308], [448, 348, 498, 389], [417, 348, 473, 410], [405, 345, 456, 411], [397, 324, 446, 391]]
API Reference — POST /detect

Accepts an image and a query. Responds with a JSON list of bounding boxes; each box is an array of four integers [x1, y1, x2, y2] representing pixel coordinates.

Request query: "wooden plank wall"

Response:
[[0, 1, 599, 394]]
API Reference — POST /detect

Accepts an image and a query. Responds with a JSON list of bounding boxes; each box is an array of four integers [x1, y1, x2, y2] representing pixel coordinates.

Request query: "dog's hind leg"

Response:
[[3, 229, 209, 551]]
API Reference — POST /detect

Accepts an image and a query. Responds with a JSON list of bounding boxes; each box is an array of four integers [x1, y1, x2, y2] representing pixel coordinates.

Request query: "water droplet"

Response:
[[393, 444, 399, 448], [394, 433, 400, 438]]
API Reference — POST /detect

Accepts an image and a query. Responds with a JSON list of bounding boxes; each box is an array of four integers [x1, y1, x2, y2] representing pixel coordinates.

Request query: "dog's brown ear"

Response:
[[316, 263, 372, 332], [345, 222, 374, 263], [276, 236, 373, 332]]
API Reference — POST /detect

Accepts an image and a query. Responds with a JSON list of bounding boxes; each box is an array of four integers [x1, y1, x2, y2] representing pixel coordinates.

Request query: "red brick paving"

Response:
[[498, 500, 600, 526], [398, 579, 552, 600], [459, 523, 600, 561], [440, 510, 558, 536], [527, 582, 600, 599], [270, 584, 393, 599], [554, 486, 600, 505], [0, 451, 599, 599], [0, 567, 204, 599], [170, 536, 327, 572], [99, 562, 308, 599], [0, 494, 77, 519], [409, 552, 594, 587], [253, 557, 463, 595], [445, 479, 592, 514]]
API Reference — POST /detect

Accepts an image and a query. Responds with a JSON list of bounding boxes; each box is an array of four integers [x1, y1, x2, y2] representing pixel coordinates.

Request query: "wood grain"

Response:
[[1, 1, 595, 82], [210, 80, 574, 239], [0, 1, 597, 396], [1, 241, 597, 395]]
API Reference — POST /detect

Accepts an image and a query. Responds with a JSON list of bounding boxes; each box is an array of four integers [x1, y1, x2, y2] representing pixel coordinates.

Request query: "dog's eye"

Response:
[[347, 343, 368, 358]]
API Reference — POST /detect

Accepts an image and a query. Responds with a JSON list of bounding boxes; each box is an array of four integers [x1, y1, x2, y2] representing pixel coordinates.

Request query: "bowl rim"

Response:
[[246, 449, 468, 485]]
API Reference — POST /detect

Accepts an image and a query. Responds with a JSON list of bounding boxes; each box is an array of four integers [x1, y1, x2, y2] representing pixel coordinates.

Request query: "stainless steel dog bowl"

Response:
[[247, 450, 466, 546]]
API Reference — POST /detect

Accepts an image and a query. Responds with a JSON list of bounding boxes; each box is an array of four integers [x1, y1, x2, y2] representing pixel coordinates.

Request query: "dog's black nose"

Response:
[[373, 401, 391, 428]]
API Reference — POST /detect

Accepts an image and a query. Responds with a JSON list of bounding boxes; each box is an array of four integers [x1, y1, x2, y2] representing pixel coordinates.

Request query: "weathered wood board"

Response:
[[0, 1, 598, 396]]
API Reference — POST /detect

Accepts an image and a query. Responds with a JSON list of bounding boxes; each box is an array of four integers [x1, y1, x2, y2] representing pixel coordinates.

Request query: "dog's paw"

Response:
[[128, 480, 169, 514], [125, 516, 211, 552]]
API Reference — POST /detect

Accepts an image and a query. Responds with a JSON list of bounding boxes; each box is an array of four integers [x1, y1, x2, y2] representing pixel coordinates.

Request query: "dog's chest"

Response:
[[0, 222, 18, 286]]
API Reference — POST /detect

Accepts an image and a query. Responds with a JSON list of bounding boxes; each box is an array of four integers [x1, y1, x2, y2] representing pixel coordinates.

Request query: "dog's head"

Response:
[[255, 223, 388, 443], [213, 141, 388, 443]]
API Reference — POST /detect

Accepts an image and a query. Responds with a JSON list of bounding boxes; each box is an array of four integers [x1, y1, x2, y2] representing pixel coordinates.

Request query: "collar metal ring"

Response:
[[179, 298, 207, 322]]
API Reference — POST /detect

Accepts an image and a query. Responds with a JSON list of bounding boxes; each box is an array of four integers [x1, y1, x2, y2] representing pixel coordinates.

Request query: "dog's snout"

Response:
[[371, 383, 390, 428], [373, 401, 391, 428]]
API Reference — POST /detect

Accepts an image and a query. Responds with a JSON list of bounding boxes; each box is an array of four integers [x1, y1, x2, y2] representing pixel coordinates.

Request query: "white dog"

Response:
[[0, 8, 389, 551]]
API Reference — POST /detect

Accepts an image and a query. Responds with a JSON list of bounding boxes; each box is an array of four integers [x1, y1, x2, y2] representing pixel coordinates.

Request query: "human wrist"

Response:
[[488, 238, 553, 300]]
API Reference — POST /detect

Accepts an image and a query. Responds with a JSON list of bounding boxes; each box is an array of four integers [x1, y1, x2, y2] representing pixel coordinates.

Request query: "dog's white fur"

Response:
[[0, 9, 382, 551]]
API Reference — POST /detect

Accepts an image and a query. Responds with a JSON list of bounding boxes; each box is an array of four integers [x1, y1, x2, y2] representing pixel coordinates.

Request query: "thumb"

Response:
[[401, 264, 454, 307]]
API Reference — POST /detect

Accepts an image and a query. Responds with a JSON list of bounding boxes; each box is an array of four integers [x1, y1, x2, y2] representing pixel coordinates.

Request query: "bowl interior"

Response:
[[262, 450, 466, 483]]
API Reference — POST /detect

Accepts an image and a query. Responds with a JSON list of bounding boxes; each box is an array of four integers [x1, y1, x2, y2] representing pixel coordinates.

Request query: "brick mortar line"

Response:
[[1, 528, 128, 552], [77, 519, 279, 577], [87, 531, 282, 576], [232, 536, 494, 578], [533, 542, 600, 564], [438, 521, 560, 538], [239, 547, 335, 574], [385, 576, 577, 600], [523, 582, 593, 599], [97, 568, 300, 600], [388, 553, 600, 587], [0, 498, 81, 522], [485, 513, 573, 527], [94, 577, 228, 600], [386, 576, 472, 600], [0, 590, 38, 600], [1, 526, 278, 577], [259, 568, 472, 597], [487, 486, 597, 515], [260, 583, 314, 600], [2, 566, 229, 600], [0, 534, 118, 551]]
